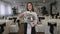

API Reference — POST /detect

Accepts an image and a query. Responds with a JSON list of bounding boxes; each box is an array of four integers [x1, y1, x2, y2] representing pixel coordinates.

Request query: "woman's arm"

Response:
[[17, 12, 25, 23], [30, 12, 38, 27], [19, 13, 24, 18], [33, 13, 38, 26], [17, 13, 24, 19]]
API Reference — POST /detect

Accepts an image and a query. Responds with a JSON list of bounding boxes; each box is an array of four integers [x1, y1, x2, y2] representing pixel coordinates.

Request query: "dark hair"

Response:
[[26, 2, 34, 11]]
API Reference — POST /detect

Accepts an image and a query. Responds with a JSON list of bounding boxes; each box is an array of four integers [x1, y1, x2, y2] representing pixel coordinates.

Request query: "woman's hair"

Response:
[[26, 2, 34, 11]]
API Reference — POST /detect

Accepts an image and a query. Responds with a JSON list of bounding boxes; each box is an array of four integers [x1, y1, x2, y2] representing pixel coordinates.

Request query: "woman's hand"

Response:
[[30, 21, 37, 27], [34, 23, 37, 26], [33, 21, 37, 26]]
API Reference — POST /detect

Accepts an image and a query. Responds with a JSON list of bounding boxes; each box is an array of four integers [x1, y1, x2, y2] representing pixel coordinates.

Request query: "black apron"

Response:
[[24, 23, 36, 34]]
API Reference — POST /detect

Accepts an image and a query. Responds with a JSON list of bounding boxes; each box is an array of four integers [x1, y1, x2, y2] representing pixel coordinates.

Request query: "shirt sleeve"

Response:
[[17, 11, 26, 19], [33, 12, 38, 24]]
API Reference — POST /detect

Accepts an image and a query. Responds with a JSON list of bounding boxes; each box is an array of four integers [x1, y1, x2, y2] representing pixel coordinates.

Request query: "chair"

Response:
[[0, 23, 6, 34]]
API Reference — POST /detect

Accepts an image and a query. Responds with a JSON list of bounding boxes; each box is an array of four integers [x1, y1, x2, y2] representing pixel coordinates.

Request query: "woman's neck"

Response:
[[29, 10, 32, 12]]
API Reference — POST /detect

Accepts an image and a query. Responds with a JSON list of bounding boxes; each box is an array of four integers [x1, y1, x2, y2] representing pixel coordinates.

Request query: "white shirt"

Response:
[[23, 11, 37, 34], [23, 11, 38, 27]]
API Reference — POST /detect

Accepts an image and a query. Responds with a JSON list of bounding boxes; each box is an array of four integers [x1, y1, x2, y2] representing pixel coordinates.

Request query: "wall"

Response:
[[56, 0, 60, 15], [16, 2, 50, 16], [16, 0, 60, 16]]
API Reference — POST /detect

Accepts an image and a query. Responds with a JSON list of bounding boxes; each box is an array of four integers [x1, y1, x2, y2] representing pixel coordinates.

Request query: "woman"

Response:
[[18, 2, 38, 34]]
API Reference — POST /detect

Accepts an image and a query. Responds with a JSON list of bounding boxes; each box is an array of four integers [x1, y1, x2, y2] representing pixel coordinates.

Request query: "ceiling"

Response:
[[0, 0, 56, 6], [3, 0, 52, 3]]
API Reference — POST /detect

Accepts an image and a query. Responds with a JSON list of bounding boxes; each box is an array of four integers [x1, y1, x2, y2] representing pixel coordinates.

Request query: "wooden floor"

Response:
[[10, 23, 45, 34], [18, 23, 45, 34]]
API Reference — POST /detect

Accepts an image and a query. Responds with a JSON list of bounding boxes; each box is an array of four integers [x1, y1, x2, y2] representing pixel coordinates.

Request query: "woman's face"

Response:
[[27, 3, 32, 11]]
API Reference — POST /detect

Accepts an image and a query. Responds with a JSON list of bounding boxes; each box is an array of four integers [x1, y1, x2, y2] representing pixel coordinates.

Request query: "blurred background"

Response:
[[0, 0, 60, 34]]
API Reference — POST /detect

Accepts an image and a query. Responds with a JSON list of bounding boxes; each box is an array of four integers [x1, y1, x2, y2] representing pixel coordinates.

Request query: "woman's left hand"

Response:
[[33, 22, 37, 26], [30, 22, 37, 27]]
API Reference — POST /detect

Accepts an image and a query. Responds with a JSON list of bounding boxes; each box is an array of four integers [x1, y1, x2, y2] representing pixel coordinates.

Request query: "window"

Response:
[[7, 5, 12, 15], [0, 1, 12, 16], [0, 3, 5, 16]]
